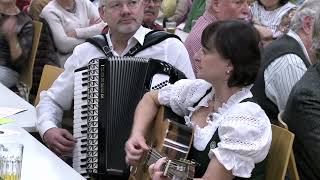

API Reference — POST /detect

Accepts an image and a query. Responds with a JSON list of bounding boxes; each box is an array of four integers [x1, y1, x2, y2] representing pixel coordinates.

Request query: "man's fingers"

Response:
[[61, 129, 77, 142]]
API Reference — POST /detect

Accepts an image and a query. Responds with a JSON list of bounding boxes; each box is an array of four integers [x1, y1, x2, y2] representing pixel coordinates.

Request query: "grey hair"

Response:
[[290, 0, 320, 33], [313, 11, 320, 54]]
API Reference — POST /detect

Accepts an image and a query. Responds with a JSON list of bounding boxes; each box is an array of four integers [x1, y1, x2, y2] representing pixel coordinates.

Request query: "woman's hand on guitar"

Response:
[[149, 157, 168, 180], [125, 134, 149, 165]]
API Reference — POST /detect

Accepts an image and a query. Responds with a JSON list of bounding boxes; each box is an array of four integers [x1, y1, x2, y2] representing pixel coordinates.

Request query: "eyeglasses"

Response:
[[144, 0, 162, 6], [106, 0, 140, 11]]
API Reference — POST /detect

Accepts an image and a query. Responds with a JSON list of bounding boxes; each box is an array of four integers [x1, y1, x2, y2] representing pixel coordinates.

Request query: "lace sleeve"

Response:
[[158, 79, 212, 116], [209, 102, 272, 178]]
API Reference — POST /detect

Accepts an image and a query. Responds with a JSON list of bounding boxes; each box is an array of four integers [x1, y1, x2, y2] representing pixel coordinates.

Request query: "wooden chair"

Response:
[[34, 65, 64, 106], [277, 112, 300, 180], [19, 20, 43, 101], [265, 124, 295, 180]]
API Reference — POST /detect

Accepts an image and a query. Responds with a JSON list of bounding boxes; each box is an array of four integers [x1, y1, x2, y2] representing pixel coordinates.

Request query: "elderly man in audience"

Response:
[[142, 0, 163, 30], [251, 0, 320, 122], [0, 0, 33, 88], [282, 11, 320, 180], [40, 0, 106, 66], [184, 0, 250, 75], [36, 0, 194, 178]]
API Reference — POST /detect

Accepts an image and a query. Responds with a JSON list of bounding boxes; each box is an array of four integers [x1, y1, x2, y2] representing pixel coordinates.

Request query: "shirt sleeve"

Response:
[[265, 54, 307, 112], [209, 102, 272, 178], [36, 48, 80, 138], [158, 79, 212, 116], [14, 18, 34, 71], [74, 0, 106, 39]]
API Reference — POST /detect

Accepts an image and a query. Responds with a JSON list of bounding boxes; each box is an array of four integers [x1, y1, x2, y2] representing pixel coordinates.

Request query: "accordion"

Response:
[[73, 57, 186, 179]]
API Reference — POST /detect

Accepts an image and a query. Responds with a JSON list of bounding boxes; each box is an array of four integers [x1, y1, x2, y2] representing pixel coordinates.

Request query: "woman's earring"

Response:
[[226, 70, 230, 74]]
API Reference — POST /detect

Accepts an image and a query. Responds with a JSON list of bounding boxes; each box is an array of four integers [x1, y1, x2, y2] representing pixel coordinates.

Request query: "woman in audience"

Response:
[[40, 0, 105, 66], [251, 0, 296, 41], [125, 20, 272, 180], [0, 0, 34, 88]]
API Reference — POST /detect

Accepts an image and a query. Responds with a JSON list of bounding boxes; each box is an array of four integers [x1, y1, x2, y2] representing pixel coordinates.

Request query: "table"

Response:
[[0, 125, 86, 180], [0, 83, 37, 132]]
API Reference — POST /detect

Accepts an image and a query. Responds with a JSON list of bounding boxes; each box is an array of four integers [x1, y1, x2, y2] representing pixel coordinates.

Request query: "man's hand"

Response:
[[125, 134, 149, 166], [43, 127, 77, 156]]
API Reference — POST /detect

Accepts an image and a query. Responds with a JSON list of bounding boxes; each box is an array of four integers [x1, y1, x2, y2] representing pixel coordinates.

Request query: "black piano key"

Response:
[[82, 91, 87, 95], [81, 124, 87, 128], [81, 105, 88, 108], [82, 96, 87, 100], [81, 110, 88, 114], [81, 139, 87, 142], [81, 150, 87, 153], [81, 130, 87, 134], [81, 116, 88, 120]]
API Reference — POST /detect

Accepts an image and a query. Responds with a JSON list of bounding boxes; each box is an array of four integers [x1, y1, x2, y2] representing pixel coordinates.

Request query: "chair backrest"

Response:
[[20, 20, 43, 90], [34, 65, 63, 106], [277, 112, 300, 180], [265, 125, 295, 180]]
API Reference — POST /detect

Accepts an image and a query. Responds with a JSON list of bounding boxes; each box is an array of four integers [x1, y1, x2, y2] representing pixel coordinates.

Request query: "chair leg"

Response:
[[287, 151, 300, 180]]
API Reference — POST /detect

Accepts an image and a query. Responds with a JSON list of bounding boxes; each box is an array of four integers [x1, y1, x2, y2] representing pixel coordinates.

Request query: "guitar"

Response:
[[129, 106, 195, 180]]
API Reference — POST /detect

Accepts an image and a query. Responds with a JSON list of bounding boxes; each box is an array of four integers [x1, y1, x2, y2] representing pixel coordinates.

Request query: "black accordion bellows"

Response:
[[73, 57, 186, 179]]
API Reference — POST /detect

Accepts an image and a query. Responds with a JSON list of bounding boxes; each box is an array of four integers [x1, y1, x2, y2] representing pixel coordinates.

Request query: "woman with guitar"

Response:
[[125, 20, 272, 180]]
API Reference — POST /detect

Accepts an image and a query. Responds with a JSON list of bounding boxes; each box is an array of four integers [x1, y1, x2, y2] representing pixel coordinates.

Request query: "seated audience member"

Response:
[[125, 20, 272, 180], [282, 11, 320, 180], [185, 0, 250, 75], [40, 0, 106, 66], [36, 0, 194, 178], [159, 0, 191, 26], [27, 0, 60, 101], [143, 0, 163, 30], [251, 0, 320, 122], [251, 0, 296, 40], [183, 0, 207, 33], [0, 0, 34, 88]]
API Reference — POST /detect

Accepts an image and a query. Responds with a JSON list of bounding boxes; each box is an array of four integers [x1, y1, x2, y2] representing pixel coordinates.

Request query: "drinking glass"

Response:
[[0, 143, 24, 180], [165, 21, 177, 34]]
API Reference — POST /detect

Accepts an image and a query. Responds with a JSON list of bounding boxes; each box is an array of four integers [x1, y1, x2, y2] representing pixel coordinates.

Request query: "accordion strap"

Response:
[[86, 30, 181, 57], [126, 30, 181, 56], [86, 34, 113, 57]]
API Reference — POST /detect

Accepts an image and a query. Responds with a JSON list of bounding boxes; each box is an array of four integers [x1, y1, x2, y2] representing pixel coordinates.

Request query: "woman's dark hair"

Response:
[[257, 0, 289, 7], [201, 20, 261, 87]]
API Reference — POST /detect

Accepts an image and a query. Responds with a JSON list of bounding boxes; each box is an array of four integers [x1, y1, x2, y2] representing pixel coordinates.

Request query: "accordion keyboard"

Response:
[[73, 68, 89, 178]]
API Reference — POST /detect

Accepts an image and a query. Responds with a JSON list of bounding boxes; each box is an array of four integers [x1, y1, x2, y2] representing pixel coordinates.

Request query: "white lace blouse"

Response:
[[158, 79, 272, 178]]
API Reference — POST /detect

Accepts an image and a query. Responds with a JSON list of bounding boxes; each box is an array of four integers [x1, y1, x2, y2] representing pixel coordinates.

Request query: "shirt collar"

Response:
[[105, 25, 151, 56], [287, 30, 310, 62]]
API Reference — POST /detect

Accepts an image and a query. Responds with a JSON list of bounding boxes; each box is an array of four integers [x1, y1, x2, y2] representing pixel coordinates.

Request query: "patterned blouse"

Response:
[[158, 79, 272, 178]]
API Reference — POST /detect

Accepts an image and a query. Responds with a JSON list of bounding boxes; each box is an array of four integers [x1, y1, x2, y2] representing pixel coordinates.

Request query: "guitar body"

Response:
[[129, 106, 194, 180]]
